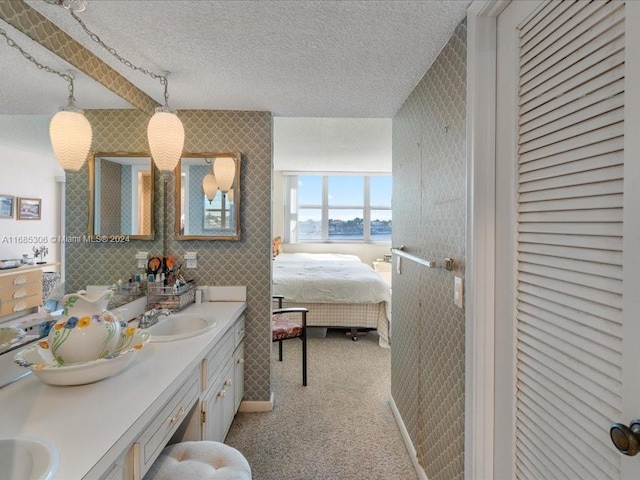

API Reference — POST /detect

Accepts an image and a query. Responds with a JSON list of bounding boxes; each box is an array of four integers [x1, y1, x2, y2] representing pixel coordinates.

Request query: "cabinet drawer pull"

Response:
[[217, 390, 226, 398], [13, 288, 26, 299], [169, 406, 186, 424], [236, 358, 244, 365], [13, 301, 26, 312], [13, 275, 27, 285], [224, 379, 233, 387]]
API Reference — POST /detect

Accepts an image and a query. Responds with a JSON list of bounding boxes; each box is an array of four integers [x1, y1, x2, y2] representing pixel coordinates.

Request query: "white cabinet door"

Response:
[[202, 358, 234, 442], [495, 1, 640, 479], [233, 342, 245, 412]]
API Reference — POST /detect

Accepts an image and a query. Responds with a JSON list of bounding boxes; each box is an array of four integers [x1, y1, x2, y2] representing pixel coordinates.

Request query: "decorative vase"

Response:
[[47, 290, 122, 365]]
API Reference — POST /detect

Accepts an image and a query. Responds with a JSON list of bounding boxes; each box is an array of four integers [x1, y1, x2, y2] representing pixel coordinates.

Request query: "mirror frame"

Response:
[[88, 152, 156, 240], [174, 152, 241, 241]]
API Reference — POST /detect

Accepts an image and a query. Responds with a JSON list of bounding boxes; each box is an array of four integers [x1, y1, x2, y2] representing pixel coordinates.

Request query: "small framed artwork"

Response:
[[0, 195, 14, 218], [17, 197, 41, 220]]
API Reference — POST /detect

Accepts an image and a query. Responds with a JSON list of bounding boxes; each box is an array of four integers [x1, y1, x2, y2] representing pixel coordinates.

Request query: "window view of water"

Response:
[[295, 175, 392, 242], [299, 218, 392, 241]]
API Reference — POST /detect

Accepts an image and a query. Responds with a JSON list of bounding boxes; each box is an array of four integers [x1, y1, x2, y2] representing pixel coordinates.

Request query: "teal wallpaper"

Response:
[[65, 109, 272, 401]]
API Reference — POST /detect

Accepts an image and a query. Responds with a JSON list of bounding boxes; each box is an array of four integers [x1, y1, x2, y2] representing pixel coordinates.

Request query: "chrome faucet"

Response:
[[138, 308, 171, 329]]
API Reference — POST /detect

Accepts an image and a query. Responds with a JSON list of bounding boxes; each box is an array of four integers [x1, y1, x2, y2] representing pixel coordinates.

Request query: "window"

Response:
[[286, 174, 391, 243], [202, 193, 235, 231]]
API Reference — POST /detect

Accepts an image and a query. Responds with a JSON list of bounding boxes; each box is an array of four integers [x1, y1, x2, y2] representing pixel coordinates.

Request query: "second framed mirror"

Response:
[[175, 153, 241, 240], [88, 152, 155, 240]]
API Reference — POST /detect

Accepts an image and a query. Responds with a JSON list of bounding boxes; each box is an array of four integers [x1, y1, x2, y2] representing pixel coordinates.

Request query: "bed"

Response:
[[272, 253, 391, 347]]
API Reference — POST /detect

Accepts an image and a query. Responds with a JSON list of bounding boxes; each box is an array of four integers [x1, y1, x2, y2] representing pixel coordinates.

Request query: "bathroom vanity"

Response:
[[0, 263, 59, 317], [0, 300, 246, 480]]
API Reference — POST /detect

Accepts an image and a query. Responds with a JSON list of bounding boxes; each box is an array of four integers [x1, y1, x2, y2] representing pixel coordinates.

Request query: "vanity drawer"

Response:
[[202, 328, 234, 392], [138, 369, 200, 476], [0, 294, 42, 316], [0, 281, 42, 302], [0, 270, 42, 289], [234, 315, 245, 348]]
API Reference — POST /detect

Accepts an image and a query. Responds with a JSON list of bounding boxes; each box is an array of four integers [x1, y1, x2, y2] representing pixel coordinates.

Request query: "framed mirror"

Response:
[[88, 152, 155, 240], [175, 153, 241, 240]]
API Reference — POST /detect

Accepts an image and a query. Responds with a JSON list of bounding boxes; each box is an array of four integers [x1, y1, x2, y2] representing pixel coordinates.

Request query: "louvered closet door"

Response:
[[496, 0, 640, 479]]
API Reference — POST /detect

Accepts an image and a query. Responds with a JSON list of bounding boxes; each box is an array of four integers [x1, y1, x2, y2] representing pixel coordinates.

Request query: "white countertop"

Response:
[[0, 301, 247, 480]]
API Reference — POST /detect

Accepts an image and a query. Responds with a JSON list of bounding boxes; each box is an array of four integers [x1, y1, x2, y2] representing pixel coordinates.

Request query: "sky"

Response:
[[297, 175, 392, 222]]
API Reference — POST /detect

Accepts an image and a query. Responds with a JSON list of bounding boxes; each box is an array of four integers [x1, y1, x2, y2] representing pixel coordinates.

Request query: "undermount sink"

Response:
[[0, 437, 59, 480], [147, 313, 216, 342]]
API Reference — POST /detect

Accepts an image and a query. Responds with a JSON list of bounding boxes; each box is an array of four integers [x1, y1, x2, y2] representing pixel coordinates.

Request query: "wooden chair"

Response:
[[272, 295, 309, 386]]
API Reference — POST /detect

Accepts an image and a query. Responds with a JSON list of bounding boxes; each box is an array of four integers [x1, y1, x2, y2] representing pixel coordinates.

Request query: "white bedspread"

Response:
[[274, 252, 362, 263], [273, 254, 392, 346]]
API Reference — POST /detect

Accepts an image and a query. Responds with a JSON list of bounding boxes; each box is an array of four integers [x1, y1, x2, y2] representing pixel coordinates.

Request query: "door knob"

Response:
[[610, 420, 640, 456]]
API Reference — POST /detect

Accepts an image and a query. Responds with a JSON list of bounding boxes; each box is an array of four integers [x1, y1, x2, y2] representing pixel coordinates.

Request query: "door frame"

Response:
[[465, 2, 510, 480]]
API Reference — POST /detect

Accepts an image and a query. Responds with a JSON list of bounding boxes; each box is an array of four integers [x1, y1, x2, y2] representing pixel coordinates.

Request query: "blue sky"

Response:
[[298, 175, 392, 222]]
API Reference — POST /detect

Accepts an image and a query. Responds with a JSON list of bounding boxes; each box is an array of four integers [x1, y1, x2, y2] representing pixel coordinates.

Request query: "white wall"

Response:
[[272, 117, 392, 262], [0, 140, 64, 264]]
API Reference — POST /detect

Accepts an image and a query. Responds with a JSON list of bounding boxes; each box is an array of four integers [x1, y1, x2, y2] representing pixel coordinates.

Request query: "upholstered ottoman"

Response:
[[143, 441, 252, 480]]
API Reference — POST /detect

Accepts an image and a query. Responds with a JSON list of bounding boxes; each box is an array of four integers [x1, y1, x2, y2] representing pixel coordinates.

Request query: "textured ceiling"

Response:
[[0, 0, 471, 118]]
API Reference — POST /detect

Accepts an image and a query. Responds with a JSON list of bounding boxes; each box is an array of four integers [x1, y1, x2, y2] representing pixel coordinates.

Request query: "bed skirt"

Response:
[[277, 301, 390, 348]]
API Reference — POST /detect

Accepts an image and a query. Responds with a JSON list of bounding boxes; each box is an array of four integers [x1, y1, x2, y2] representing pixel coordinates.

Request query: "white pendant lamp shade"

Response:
[[227, 188, 234, 204], [203, 173, 218, 202], [49, 108, 93, 171], [147, 107, 185, 173], [214, 157, 236, 192]]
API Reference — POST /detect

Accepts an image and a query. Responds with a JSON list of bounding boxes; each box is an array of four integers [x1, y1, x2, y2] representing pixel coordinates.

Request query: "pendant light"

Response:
[[213, 157, 236, 192], [227, 189, 234, 204], [202, 173, 218, 203], [49, 74, 93, 171], [148, 100, 184, 173]]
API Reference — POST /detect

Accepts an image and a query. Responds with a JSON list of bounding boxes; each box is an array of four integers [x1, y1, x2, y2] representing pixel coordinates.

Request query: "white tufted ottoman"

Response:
[[143, 441, 252, 480]]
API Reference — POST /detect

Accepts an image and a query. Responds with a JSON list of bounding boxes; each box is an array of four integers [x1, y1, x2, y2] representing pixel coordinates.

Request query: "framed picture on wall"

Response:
[[0, 195, 14, 218], [17, 197, 41, 220]]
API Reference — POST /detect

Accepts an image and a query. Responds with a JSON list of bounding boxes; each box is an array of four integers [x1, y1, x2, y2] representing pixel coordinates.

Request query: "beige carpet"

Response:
[[225, 329, 418, 480]]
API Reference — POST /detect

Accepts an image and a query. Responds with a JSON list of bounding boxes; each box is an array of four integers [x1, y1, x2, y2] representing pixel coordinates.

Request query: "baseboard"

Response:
[[389, 395, 429, 480], [238, 391, 275, 412]]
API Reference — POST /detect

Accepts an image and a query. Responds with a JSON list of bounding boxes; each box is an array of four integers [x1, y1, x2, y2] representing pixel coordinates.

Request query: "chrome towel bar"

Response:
[[391, 247, 453, 271]]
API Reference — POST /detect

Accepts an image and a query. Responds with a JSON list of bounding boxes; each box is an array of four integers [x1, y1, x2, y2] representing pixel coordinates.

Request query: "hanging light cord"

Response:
[[68, 9, 170, 106], [0, 27, 77, 107]]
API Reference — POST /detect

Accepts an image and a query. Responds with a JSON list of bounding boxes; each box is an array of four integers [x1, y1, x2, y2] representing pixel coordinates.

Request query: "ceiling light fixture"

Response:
[[68, 4, 184, 173], [0, 27, 92, 171]]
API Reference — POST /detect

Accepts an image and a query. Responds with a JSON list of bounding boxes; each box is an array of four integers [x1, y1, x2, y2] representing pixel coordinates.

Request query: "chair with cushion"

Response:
[[143, 441, 251, 479], [272, 295, 309, 386]]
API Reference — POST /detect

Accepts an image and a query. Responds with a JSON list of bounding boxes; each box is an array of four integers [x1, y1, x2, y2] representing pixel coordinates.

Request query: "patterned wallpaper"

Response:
[[66, 109, 272, 402], [120, 164, 132, 235], [100, 159, 122, 235], [391, 20, 467, 480]]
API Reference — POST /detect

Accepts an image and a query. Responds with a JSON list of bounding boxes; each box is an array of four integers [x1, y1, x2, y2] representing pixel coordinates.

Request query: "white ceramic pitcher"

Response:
[[47, 290, 122, 365]]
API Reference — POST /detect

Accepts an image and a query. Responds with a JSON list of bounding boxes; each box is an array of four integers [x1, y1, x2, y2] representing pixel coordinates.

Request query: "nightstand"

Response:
[[372, 260, 392, 288]]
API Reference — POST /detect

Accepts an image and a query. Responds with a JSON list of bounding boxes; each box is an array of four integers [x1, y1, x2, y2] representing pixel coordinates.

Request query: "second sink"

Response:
[[0, 436, 59, 480], [147, 313, 216, 342]]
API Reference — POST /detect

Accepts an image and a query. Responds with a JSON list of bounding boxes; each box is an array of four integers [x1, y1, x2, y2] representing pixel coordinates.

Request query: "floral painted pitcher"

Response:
[[47, 290, 122, 365]]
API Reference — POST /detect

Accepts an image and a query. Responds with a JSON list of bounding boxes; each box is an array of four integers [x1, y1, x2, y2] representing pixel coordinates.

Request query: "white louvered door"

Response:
[[496, 1, 640, 479]]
